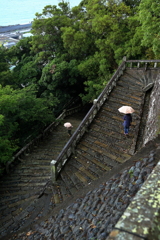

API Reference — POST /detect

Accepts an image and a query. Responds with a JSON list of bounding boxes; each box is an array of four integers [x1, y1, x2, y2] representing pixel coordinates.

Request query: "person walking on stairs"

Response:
[[64, 122, 73, 136], [118, 105, 134, 136], [123, 113, 132, 135]]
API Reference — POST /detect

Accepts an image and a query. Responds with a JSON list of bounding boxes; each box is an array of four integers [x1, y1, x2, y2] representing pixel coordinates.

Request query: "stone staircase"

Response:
[[54, 69, 144, 191], [0, 112, 87, 237], [0, 68, 159, 239]]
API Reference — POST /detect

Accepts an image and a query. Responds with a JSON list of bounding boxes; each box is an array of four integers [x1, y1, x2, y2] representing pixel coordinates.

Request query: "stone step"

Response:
[[51, 184, 61, 204], [3, 195, 46, 235], [114, 87, 142, 100], [0, 192, 39, 215], [68, 158, 98, 182], [79, 139, 129, 164], [2, 174, 48, 184], [75, 148, 112, 172], [75, 155, 105, 177], [15, 165, 50, 170], [104, 99, 140, 113], [120, 74, 143, 86], [0, 178, 48, 189], [60, 171, 80, 196], [77, 149, 110, 176], [0, 177, 49, 187], [117, 82, 143, 97], [11, 169, 50, 176], [117, 87, 143, 97], [0, 195, 37, 229], [120, 71, 143, 82], [19, 160, 51, 165], [0, 189, 39, 200], [91, 119, 131, 138], [8, 195, 37, 210], [88, 130, 132, 156], [93, 130, 133, 157], [125, 69, 159, 85], [117, 81, 143, 92], [106, 86, 142, 102], [103, 102, 140, 118], [0, 186, 42, 194], [98, 108, 137, 127], [55, 179, 72, 201], [110, 92, 141, 105], [9, 172, 50, 178], [116, 83, 143, 96], [100, 110, 137, 124], [94, 113, 136, 136], [65, 166, 87, 190], [66, 163, 90, 186]]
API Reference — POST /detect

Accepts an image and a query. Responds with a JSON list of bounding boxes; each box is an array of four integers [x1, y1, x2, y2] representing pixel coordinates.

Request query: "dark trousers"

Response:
[[68, 129, 72, 136]]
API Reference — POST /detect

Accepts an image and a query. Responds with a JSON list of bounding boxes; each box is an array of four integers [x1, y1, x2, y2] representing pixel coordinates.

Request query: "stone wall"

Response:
[[143, 74, 160, 145]]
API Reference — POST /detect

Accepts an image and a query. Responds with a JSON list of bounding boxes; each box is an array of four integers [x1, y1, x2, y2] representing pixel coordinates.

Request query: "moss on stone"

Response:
[[147, 209, 160, 240]]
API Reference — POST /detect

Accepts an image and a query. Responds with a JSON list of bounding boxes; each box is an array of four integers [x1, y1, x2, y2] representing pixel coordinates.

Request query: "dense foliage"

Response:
[[0, 0, 160, 172]]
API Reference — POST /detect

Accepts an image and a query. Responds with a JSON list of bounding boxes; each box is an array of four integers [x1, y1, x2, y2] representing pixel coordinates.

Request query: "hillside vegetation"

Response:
[[0, 0, 160, 173]]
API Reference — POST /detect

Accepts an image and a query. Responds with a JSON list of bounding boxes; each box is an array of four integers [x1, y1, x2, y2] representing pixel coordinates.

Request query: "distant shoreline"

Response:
[[0, 23, 32, 33]]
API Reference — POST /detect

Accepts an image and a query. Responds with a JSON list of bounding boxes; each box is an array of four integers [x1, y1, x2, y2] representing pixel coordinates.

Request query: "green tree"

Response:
[[38, 57, 84, 114], [138, 0, 160, 58], [122, 0, 141, 8], [64, 0, 136, 100], [0, 47, 13, 86], [31, 2, 72, 63], [8, 37, 42, 89], [0, 85, 55, 168]]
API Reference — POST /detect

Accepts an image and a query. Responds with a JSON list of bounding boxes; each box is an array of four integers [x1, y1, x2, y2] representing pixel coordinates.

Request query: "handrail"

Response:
[[51, 58, 160, 182], [126, 59, 160, 69], [126, 60, 160, 62]]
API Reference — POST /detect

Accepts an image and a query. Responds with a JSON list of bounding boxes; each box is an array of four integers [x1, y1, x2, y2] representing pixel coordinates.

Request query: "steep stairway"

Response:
[[0, 68, 159, 239], [0, 111, 87, 238], [49, 68, 159, 205], [52, 69, 144, 195]]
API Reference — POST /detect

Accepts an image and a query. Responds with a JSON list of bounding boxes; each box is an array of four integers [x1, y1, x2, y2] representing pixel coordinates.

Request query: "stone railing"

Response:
[[125, 59, 160, 69], [6, 104, 82, 173], [51, 58, 160, 182]]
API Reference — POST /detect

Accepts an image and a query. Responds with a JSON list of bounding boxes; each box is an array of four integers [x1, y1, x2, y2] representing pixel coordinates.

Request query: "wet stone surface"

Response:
[[6, 149, 158, 240], [107, 159, 160, 240]]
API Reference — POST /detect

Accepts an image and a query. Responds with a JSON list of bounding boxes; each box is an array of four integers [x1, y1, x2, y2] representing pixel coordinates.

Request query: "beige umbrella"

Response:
[[118, 106, 135, 114], [64, 122, 72, 128]]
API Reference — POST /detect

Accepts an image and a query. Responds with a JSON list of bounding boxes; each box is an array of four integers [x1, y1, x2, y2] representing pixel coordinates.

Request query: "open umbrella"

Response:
[[118, 106, 135, 114], [64, 122, 72, 128]]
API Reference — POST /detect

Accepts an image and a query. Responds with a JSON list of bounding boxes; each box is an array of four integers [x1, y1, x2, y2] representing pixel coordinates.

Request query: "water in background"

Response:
[[0, 0, 80, 26]]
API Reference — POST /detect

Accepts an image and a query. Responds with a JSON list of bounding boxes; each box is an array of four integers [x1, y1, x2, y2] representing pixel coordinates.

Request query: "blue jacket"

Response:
[[123, 114, 132, 128]]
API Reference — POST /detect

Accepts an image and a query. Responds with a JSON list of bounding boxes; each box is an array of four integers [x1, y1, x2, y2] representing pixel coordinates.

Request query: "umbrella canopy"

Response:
[[118, 106, 135, 114], [64, 122, 72, 128]]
